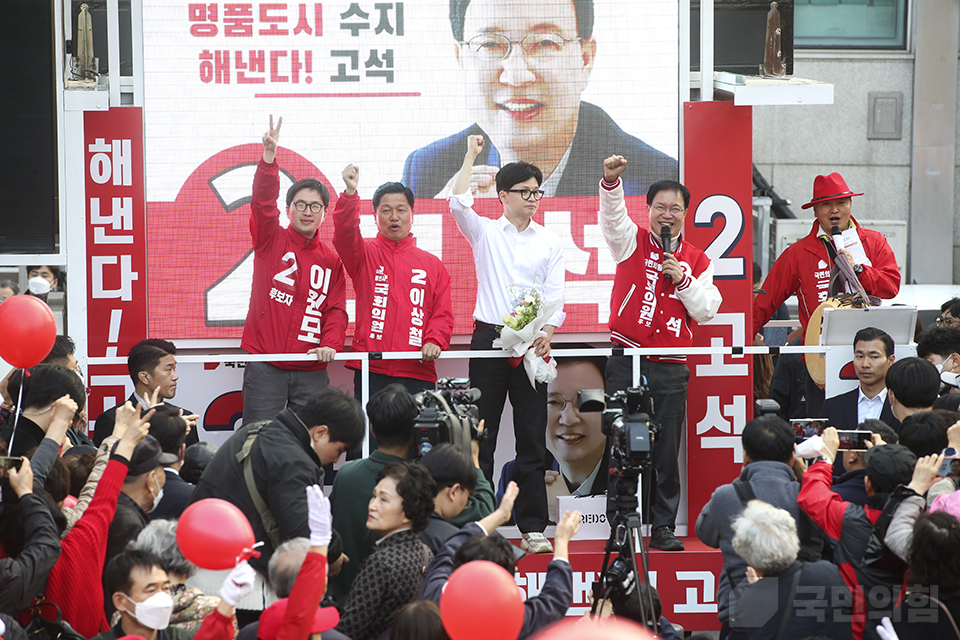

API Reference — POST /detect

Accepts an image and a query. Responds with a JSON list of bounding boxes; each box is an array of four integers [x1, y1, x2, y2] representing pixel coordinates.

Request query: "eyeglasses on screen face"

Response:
[[461, 33, 581, 61], [937, 315, 960, 327], [292, 200, 325, 214]]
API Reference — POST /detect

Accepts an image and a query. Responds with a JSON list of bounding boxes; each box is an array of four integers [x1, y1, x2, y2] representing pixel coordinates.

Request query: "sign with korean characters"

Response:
[[142, 0, 681, 338], [682, 101, 755, 523], [84, 108, 149, 421]]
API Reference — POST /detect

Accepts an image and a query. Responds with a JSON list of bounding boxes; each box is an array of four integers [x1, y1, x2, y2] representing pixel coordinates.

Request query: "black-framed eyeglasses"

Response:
[[937, 316, 960, 327], [506, 188, 545, 201], [292, 200, 326, 214], [460, 32, 582, 61]]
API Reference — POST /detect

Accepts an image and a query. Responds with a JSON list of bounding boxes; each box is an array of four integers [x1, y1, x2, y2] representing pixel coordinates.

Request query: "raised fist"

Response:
[[603, 155, 627, 182]]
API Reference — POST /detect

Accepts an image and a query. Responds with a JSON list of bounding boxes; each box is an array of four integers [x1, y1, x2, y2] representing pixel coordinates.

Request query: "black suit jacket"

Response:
[[401, 102, 678, 199], [93, 394, 199, 447], [150, 468, 194, 520], [819, 388, 900, 433], [821, 387, 901, 479]]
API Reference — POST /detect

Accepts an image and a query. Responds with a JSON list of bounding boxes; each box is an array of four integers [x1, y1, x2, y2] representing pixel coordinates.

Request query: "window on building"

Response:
[[794, 0, 908, 49]]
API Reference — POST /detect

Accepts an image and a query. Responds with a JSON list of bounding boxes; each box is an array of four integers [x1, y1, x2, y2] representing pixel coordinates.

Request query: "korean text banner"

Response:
[[143, 0, 679, 338]]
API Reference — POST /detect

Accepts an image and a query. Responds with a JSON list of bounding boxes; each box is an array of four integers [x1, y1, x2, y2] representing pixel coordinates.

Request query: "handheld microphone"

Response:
[[830, 225, 844, 253], [661, 225, 673, 280]]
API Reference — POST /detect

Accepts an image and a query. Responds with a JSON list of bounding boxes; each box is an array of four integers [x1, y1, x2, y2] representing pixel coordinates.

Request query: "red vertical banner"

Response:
[[683, 102, 755, 523], [84, 108, 148, 424]]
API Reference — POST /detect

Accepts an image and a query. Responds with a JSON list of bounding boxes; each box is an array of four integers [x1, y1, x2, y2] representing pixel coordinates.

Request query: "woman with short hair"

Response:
[[336, 462, 436, 640]]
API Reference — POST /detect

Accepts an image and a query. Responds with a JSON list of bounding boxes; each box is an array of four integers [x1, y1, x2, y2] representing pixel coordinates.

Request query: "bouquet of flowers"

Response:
[[502, 290, 543, 332], [496, 279, 561, 388]]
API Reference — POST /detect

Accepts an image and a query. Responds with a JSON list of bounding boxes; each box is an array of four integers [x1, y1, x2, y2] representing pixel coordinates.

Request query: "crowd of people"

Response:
[[1, 61, 959, 640]]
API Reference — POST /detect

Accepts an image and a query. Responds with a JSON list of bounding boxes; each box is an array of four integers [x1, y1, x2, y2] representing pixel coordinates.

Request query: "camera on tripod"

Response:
[[412, 378, 483, 459], [576, 385, 656, 473]]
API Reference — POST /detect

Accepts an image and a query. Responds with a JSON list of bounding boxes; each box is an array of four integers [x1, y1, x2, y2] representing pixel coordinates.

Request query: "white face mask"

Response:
[[27, 277, 51, 296], [147, 472, 164, 513], [123, 591, 173, 630]]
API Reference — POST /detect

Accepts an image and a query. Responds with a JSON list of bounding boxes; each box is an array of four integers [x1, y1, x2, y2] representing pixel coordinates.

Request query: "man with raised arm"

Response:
[[332, 165, 453, 397], [600, 155, 722, 551], [241, 116, 348, 425], [449, 134, 565, 554], [419, 482, 580, 640]]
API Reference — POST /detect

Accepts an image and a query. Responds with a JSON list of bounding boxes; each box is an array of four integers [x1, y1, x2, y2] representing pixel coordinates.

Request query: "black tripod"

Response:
[[590, 466, 661, 634]]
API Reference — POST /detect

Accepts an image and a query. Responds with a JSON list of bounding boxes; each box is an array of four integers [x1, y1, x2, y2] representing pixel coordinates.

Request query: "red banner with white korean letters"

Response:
[[85, 108, 148, 421], [683, 101, 755, 523]]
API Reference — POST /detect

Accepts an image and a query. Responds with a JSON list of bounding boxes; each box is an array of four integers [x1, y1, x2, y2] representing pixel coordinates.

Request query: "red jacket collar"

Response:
[[374, 232, 416, 250], [802, 216, 863, 256], [284, 223, 320, 248]]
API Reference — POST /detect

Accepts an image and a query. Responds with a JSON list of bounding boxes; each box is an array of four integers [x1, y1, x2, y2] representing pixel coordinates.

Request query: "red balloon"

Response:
[[0, 296, 56, 369], [529, 618, 654, 640], [440, 560, 524, 640], [177, 499, 256, 570]]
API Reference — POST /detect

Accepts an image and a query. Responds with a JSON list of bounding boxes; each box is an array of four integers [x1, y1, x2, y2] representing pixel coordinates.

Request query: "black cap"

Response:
[[182, 442, 217, 475], [63, 444, 98, 458], [113, 434, 179, 476], [864, 444, 916, 492]]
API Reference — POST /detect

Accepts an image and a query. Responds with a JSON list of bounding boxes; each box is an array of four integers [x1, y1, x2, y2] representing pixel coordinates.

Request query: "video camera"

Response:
[[412, 378, 483, 459], [576, 385, 656, 473]]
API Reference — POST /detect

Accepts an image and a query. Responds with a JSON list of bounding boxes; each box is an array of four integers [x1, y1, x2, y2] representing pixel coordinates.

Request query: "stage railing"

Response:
[[88, 343, 826, 457]]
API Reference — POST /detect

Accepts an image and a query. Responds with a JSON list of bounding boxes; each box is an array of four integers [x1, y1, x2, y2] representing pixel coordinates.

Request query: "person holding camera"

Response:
[[329, 385, 495, 602], [600, 156, 722, 551]]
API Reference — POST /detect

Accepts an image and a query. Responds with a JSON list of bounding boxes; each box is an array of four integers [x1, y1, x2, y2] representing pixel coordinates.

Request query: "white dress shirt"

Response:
[[857, 386, 887, 425], [450, 192, 566, 328]]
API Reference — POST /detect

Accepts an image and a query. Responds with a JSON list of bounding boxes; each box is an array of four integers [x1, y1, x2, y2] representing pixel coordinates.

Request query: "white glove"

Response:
[[307, 484, 332, 547], [876, 617, 900, 640], [219, 560, 256, 607]]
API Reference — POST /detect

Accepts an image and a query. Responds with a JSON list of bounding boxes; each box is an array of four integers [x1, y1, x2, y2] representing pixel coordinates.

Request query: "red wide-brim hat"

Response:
[[801, 172, 865, 209]]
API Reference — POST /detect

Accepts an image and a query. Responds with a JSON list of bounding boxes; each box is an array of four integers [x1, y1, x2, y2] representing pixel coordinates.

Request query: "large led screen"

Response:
[[143, 0, 679, 338]]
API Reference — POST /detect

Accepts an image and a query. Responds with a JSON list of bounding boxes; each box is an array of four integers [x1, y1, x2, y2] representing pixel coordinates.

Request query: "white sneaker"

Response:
[[521, 532, 554, 554]]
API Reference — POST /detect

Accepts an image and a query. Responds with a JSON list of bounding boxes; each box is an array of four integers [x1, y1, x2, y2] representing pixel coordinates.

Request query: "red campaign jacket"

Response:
[[798, 461, 898, 640], [45, 458, 127, 637], [600, 180, 722, 362], [753, 218, 900, 336], [241, 159, 348, 370], [333, 192, 454, 382]]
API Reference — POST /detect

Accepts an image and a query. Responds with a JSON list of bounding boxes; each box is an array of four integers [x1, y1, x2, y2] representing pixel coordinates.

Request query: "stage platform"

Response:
[[507, 535, 724, 631]]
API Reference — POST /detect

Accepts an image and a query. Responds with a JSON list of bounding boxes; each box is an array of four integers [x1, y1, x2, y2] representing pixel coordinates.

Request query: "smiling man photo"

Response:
[[402, 0, 677, 199]]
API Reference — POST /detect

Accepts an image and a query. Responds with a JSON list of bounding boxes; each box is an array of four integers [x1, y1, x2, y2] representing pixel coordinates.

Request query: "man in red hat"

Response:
[[753, 172, 900, 337]]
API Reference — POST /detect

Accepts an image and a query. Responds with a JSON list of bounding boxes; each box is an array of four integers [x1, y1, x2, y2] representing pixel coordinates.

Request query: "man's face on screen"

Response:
[[457, 0, 595, 159]]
